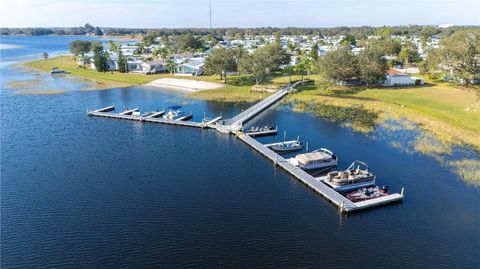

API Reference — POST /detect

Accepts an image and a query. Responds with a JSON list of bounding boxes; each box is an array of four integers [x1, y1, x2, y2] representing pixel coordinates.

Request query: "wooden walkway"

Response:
[[224, 86, 290, 131]]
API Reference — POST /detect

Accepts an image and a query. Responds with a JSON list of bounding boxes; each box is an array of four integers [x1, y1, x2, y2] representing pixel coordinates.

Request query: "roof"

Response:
[[181, 57, 205, 69], [295, 151, 332, 164], [387, 69, 408, 76], [144, 60, 165, 65]]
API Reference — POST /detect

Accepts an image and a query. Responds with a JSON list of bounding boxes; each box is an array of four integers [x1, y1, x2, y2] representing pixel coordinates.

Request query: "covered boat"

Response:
[[322, 161, 375, 191], [288, 148, 337, 170], [347, 186, 389, 202]]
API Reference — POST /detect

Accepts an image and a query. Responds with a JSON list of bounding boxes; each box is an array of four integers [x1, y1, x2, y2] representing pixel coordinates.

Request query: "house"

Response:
[[141, 60, 166, 74], [383, 69, 424, 86], [174, 57, 205, 76]]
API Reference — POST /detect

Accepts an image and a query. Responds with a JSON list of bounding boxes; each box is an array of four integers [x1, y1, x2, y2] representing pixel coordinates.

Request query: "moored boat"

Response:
[[268, 140, 303, 153], [288, 148, 338, 170], [50, 67, 69, 74], [347, 186, 389, 202], [244, 125, 278, 137], [163, 105, 185, 120], [321, 160, 375, 191]]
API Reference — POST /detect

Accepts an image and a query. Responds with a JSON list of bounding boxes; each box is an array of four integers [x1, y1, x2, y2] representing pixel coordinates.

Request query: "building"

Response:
[[174, 57, 205, 76], [383, 69, 424, 86], [141, 60, 166, 74]]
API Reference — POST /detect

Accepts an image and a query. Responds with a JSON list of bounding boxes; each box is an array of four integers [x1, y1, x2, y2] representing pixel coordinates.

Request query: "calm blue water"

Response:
[[1, 36, 479, 268]]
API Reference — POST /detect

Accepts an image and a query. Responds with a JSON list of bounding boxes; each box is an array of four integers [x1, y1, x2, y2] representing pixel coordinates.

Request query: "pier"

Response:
[[237, 133, 403, 212], [88, 107, 204, 128], [87, 80, 403, 213]]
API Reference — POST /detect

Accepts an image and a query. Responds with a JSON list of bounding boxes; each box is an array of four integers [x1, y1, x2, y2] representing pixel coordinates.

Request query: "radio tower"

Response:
[[209, 0, 212, 29]]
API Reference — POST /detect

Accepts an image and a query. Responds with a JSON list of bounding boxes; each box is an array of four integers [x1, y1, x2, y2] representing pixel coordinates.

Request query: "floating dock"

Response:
[[87, 80, 403, 213], [88, 106, 204, 128], [237, 134, 403, 212]]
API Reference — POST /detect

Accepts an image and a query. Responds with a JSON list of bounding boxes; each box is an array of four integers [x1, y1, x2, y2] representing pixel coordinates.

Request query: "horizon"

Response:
[[1, 0, 479, 29]]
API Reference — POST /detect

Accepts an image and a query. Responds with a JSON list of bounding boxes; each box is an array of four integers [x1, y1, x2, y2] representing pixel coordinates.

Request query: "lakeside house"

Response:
[[174, 57, 205, 76]]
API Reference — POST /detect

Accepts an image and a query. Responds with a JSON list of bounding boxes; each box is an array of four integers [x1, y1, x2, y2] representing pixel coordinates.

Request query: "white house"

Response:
[[383, 69, 424, 86]]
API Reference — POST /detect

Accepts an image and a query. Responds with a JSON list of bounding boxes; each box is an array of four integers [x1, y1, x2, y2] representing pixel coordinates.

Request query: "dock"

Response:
[[119, 108, 139, 115], [87, 80, 404, 213], [88, 106, 204, 128], [144, 111, 165, 118], [237, 134, 403, 212]]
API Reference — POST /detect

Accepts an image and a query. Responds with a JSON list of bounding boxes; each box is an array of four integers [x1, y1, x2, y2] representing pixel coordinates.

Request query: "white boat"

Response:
[[288, 148, 338, 170], [266, 140, 303, 153], [163, 105, 185, 120], [320, 160, 375, 192]]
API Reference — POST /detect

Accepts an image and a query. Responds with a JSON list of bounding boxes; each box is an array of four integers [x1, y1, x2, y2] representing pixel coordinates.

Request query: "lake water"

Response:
[[1, 36, 479, 268]]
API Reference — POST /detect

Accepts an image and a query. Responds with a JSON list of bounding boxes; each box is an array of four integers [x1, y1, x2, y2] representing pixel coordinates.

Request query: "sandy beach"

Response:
[[146, 78, 224, 92]]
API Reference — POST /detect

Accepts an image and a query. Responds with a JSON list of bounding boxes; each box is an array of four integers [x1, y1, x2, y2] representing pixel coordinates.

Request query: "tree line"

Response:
[[3, 25, 478, 38]]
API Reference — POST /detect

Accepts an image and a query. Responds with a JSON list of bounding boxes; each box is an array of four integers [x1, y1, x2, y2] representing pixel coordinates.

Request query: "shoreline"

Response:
[[20, 56, 480, 151]]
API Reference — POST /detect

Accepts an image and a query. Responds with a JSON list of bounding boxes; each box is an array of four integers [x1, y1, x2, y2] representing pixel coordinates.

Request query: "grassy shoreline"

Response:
[[23, 56, 480, 150]]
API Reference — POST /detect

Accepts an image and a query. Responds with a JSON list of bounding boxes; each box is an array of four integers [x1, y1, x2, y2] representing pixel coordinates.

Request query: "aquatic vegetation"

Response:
[[7, 79, 45, 89], [15, 89, 66, 95], [413, 134, 453, 155], [308, 102, 378, 131], [377, 119, 480, 186], [447, 159, 480, 185]]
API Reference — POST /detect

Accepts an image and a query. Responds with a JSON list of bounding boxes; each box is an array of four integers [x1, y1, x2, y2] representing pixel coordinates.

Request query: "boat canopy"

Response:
[[295, 151, 332, 165], [167, 105, 182, 110]]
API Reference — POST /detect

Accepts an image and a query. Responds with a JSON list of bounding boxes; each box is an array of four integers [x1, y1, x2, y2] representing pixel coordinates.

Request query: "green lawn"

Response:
[[291, 76, 480, 149]]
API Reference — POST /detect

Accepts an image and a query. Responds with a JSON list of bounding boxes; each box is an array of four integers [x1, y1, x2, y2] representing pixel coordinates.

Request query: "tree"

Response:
[[95, 27, 104, 36], [69, 40, 91, 56], [166, 58, 175, 74], [340, 35, 356, 46], [205, 48, 239, 82], [42, 52, 48, 60], [153, 47, 169, 60], [318, 46, 358, 83], [92, 42, 107, 72], [293, 55, 314, 80], [239, 45, 280, 85], [118, 50, 127, 73], [420, 26, 440, 49], [375, 26, 393, 38], [83, 23, 95, 33], [358, 47, 387, 85], [264, 43, 290, 68], [108, 40, 118, 52], [368, 38, 402, 56], [178, 34, 204, 52], [309, 43, 319, 61], [425, 30, 480, 86]]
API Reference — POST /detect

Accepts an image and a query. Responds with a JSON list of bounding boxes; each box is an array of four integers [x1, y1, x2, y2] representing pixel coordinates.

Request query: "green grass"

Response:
[[290, 75, 480, 150]]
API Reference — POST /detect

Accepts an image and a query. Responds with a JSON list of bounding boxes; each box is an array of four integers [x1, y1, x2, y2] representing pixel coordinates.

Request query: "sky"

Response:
[[0, 0, 479, 28]]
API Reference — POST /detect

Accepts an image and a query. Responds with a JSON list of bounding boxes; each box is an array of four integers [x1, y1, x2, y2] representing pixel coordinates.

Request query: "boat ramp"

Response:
[[87, 80, 403, 213]]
